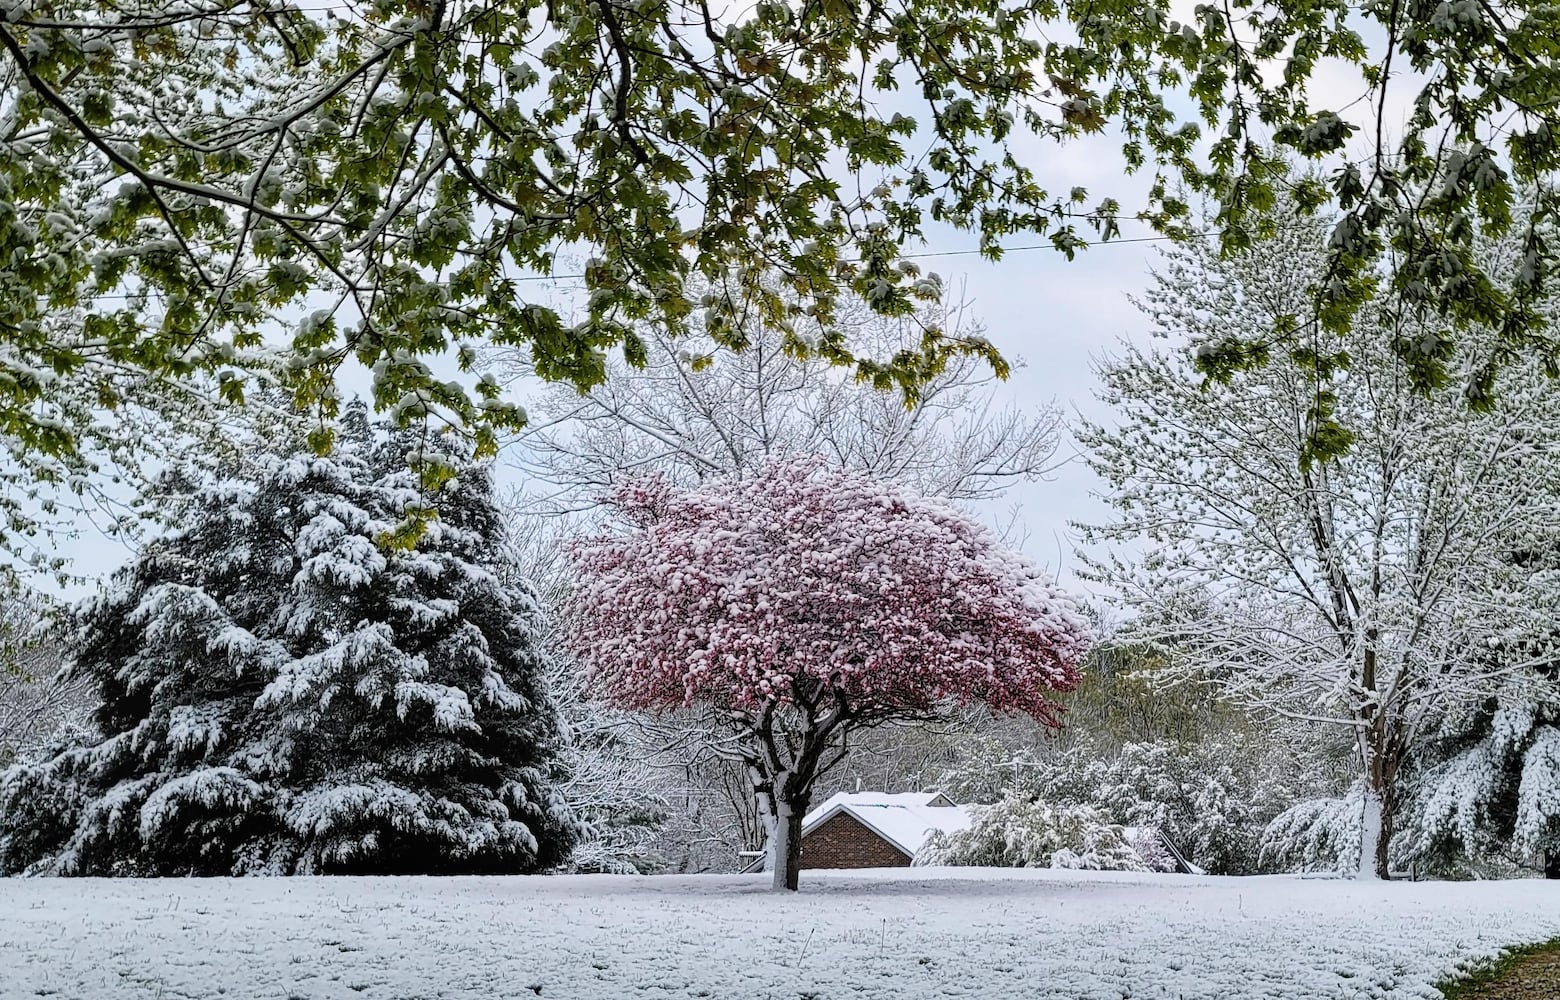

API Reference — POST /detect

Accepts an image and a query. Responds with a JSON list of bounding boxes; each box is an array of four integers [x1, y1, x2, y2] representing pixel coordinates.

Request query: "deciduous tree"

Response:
[[8, 0, 1560, 483], [0, 0, 1121, 473], [1078, 211, 1560, 879], [566, 457, 1091, 890], [505, 282, 1062, 512]]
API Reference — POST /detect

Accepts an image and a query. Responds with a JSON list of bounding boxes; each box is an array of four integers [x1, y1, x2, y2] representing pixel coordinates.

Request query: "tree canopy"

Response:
[[8, 0, 1560, 482], [570, 458, 1089, 724], [1078, 209, 1560, 878]]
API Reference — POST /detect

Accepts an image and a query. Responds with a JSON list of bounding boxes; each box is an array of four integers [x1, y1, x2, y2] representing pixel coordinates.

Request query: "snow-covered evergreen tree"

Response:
[[1402, 624, 1560, 876], [1261, 786, 1382, 875], [0, 407, 577, 875]]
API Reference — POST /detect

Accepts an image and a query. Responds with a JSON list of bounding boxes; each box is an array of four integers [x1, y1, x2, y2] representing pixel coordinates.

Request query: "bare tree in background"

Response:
[[493, 512, 674, 874], [0, 590, 88, 768], [499, 283, 1064, 514]]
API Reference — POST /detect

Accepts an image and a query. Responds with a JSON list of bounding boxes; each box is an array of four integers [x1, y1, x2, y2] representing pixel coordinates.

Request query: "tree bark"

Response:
[[1355, 684, 1400, 881], [769, 799, 788, 890], [1358, 786, 1395, 880], [751, 768, 817, 891], [772, 794, 809, 891], [1376, 792, 1394, 881], [752, 774, 778, 875], [741, 696, 838, 891]]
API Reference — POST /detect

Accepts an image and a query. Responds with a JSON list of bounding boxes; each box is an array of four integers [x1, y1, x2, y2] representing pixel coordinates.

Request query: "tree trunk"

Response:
[[1358, 784, 1394, 880], [1376, 792, 1394, 880], [769, 794, 790, 890], [741, 702, 838, 891], [753, 781, 778, 875], [1355, 694, 1399, 881], [765, 773, 814, 891]]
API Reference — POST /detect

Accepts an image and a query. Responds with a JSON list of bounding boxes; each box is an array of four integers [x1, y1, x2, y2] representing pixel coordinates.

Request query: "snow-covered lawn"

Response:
[[4, 868, 1558, 1000]]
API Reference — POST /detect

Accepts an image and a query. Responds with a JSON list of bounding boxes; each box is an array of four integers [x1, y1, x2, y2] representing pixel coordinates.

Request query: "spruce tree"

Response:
[[0, 407, 577, 875]]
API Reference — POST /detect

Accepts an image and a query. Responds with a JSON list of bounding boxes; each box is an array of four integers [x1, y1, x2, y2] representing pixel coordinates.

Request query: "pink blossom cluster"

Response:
[[567, 458, 1091, 724]]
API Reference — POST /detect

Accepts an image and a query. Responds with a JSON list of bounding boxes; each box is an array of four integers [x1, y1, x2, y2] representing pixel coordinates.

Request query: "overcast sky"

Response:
[[936, 232, 1156, 591]]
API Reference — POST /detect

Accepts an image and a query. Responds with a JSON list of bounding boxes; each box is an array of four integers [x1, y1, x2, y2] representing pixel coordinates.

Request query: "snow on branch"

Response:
[[567, 457, 1090, 724]]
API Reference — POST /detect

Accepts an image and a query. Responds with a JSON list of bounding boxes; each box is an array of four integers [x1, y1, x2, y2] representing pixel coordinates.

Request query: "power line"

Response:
[[896, 229, 1210, 261], [61, 225, 1209, 301], [497, 227, 1215, 284]]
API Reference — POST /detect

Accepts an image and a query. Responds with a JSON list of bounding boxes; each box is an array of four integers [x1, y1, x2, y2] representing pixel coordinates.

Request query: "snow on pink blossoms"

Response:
[[567, 458, 1090, 723], [566, 458, 1092, 890]]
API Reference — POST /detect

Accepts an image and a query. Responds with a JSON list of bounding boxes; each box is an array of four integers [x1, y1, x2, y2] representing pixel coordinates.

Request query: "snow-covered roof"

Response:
[[810, 791, 950, 810], [801, 791, 972, 858]]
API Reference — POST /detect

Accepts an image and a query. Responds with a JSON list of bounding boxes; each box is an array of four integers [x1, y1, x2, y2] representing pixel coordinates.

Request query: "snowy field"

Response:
[[4, 868, 1559, 1000]]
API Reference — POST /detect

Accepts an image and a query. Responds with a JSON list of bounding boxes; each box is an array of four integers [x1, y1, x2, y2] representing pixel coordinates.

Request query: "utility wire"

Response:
[[63, 226, 1220, 301], [501, 229, 1216, 283]]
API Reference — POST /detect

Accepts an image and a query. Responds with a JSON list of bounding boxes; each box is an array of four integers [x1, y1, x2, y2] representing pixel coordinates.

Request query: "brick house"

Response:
[[798, 791, 972, 869]]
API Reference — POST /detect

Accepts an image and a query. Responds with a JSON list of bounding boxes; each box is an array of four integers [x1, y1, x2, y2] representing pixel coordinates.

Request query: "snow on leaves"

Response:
[[921, 797, 1157, 873], [1079, 208, 1560, 878], [1516, 730, 1560, 851]]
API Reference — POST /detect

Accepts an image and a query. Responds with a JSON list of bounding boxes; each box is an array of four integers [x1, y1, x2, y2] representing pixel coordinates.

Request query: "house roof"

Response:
[[801, 791, 972, 859]]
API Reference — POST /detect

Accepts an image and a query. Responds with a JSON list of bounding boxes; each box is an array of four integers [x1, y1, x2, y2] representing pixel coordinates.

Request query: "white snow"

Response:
[[2, 868, 1558, 999], [802, 791, 972, 858], [1359, 788, 1384, 881], [806, 791, 949, 811]]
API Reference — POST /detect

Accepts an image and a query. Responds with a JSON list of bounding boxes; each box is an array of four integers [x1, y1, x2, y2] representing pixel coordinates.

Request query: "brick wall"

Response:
[[800, 811, 912, 870]]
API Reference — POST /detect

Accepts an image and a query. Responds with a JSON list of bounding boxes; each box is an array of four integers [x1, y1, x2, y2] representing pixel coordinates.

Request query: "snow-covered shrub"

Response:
[[1093, 739, 1309, 875], [939, 731, 1325, 875], [919, 795, 1149, 871], [0, 406, 578, 876], [1127, 827, 1178, 872], [1260, 792, 1359, 875]]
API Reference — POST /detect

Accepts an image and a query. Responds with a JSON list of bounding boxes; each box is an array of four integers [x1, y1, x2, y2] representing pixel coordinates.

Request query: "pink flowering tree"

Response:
[[567, 458, 1092, 890]]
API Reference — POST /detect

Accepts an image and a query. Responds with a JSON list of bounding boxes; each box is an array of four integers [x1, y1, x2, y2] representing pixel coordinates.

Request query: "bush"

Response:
[[918, 795, 1154, 871], [938, 730, 1339, 874]]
